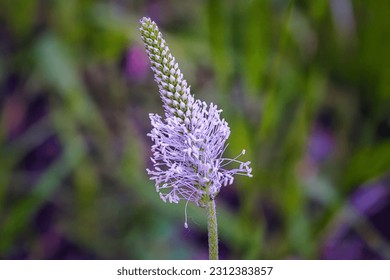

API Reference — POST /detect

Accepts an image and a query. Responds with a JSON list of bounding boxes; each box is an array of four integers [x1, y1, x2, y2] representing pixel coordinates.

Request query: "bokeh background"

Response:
[[1, 0, 390, 260]]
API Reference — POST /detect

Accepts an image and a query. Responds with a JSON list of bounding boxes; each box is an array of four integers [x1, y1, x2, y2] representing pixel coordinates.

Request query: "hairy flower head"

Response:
[[140, 17, 252, 209]]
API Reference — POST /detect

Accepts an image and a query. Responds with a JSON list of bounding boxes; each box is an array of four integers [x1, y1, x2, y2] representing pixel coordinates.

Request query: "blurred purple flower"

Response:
[[351, 184, 389, 215], [308, 125, 334, 163], [322, 178, 390, 259], [125, 45, 149, 80]]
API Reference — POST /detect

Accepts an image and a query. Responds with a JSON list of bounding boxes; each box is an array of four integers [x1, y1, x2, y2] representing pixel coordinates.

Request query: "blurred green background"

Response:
[[1, 0, 390, 259]]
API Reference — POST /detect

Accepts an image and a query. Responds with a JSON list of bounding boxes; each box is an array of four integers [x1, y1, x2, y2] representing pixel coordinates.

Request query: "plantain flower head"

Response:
[[140, 17, 252, 209]]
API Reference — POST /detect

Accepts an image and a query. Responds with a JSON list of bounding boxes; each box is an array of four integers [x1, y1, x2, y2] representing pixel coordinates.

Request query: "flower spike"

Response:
[[140, 17, 252, 209]]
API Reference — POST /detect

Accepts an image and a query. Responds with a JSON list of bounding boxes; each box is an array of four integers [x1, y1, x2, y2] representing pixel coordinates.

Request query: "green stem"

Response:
[[206, 198, 219, 260]]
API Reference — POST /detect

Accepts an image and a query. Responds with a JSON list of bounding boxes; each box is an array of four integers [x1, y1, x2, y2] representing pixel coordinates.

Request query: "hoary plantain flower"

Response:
[[140, 17, 252, 259]]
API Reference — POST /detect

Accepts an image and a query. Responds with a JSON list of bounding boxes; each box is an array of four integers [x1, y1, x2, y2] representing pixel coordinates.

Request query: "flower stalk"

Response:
[[206, 198, 219, 260]]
